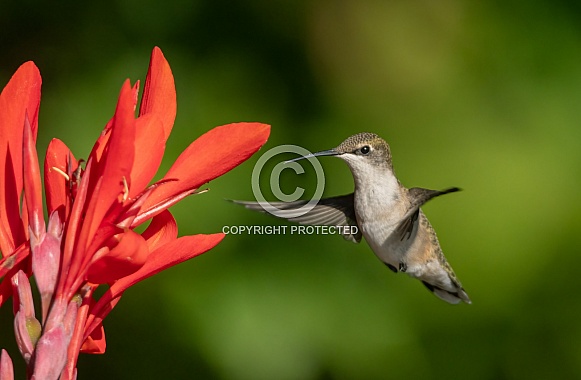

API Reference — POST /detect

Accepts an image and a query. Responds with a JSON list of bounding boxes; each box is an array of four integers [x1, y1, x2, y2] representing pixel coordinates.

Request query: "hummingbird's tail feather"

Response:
[[421, 281, 471, 304]]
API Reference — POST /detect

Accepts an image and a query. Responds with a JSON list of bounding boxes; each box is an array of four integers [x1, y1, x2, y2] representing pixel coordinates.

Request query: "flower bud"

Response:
[[1, 349, 14, 380]]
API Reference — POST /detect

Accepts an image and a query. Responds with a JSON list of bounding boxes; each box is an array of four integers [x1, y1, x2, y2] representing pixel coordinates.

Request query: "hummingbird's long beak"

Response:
[[285, 149, 339, 164]]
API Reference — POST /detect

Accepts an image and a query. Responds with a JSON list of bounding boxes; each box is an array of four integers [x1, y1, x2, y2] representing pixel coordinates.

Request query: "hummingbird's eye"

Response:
[[360, 145, 371, 155]]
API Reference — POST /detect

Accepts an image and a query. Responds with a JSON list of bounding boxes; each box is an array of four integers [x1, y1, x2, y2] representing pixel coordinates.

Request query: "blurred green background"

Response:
[[2, 1, 581, 379]]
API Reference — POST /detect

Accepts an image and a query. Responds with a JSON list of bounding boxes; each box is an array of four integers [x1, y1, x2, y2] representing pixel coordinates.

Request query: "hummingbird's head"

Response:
[[322, 132, 393, 175], [286, 132, 393, 172], [332, 132, 393, 170]]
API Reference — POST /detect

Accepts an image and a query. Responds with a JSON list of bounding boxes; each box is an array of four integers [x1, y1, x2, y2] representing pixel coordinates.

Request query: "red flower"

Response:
[[0, 47, 270, 379]]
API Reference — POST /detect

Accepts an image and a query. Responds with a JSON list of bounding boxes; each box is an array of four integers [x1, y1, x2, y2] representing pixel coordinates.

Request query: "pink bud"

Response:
[[32, 325, 68, 380], [13, 310, 41, 364], [1, 349, 14, 380], [11, 271, 35, 318], [44, 297, 67, 333], [31, 211, 63, 322], [63, 295, 80, 337], [32, 297, 79, 380], [12, 271, 40, 362]]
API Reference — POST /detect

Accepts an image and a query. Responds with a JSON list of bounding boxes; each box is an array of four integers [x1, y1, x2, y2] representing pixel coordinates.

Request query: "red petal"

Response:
[[44, 139, 78, 217], [139, 47, 176, 139], [125, 47, 176, 196], [57, 159, 93, 299], [82, 293, 121, 345], [74, 81, 136, 266], [88, 234, 223, 323], [86, 230, 149, 284], [79, 81, 135, 249], [130, 185, 194, 227], [140, 122, 270, 216], [110, 233, 223, 297], [0, 62, 41, 253], [0, 243, 29, 281], [128, 114, 165, 198], [142, 210, 177, 251], [0, 244, 30, 308], [80, 324, 106, 354], [89, 126, 111, 166], [22, 115, 44, 239]]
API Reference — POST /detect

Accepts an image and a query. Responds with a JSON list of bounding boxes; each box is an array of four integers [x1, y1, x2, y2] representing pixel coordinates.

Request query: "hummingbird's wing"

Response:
[[231, 194, 362, 243], [395, 187, 460, 241]]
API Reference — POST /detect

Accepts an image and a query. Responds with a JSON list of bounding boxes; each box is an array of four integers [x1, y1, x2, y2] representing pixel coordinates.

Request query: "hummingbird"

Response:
[[234, 133, 470, 304]]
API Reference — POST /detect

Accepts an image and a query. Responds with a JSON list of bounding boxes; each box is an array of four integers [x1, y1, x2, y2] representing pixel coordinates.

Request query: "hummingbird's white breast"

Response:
[[349, 163, 410, 268]]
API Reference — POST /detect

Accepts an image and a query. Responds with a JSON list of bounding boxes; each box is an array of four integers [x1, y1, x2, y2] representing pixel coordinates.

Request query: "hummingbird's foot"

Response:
[[399, 262, 407, 273]]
